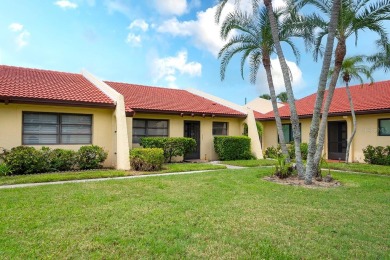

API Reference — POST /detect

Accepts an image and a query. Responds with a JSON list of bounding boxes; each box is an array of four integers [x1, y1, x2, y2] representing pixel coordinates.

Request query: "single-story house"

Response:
[[0, 65, 262, 170], [254, 81, 390, 162]]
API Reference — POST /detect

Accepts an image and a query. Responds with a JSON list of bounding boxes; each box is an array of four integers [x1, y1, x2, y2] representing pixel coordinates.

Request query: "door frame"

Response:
[[183, 120, 201, 160], [327, 121, 347, 161]]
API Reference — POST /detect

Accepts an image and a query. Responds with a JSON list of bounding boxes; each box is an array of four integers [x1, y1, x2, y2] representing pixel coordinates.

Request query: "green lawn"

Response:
[[326, 162, 390, 175], [221, 159, 390, 176], [221, 159, 277, 167], [0, 163, 226, 186], [0, 168, 388, 259]]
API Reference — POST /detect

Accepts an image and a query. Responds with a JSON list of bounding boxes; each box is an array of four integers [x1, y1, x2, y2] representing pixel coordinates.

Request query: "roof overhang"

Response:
[[0, 96, 116, 109], [256, 109, 390, 121], [126, 108, 247, 118]]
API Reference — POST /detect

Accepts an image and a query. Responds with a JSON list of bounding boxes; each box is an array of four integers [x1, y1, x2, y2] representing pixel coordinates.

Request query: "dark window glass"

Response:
[[279, 123, 301, 143], [378, 119, 390, 136], [213, 122, 228, 135], [23, 112, 92, 145], [133, 119, 169, 143]]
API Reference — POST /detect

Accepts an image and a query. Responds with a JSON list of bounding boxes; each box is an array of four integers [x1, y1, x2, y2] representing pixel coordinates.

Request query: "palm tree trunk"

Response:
[[304, 0, 341, 184], [312, 40, 347, 172], [345, 82, 356, 163], [263, 55, 289, 159], [264, 0, 304, 178]]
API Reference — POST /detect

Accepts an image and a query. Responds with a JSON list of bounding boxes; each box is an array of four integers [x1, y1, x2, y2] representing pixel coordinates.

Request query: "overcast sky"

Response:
[[0, 0, 389, 104]]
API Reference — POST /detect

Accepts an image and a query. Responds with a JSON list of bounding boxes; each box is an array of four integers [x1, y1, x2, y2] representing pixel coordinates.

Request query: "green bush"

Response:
[[264, 146, 281, 159], [363, 145, 390, 165], [214, 136, 253, 161], [130, 148, 164, 171], [49, 149, 77, 171], [77, 145, 108, 170], [140, 137, 196, 162], [274, 155, 294, 179], [0, 163, 12, 176], [265, 142, 308, 160], [4, 146, 47, 175]]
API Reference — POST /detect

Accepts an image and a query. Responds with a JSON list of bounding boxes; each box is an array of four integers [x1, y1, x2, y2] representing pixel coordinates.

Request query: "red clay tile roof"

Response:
[[256, 80, 390, 120], [105, 81, 246, 117], [0, 65, 114, 107]]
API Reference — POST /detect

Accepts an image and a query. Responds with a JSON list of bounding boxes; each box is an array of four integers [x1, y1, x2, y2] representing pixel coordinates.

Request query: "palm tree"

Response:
[[277, 92, 288, 102], [218, 7, 300, 160], [259, 93, 271, 100], [303, 0, 390, 184], [263, 0, 306, 177], [368, 39, 390, 72], [215, 0, 340, 179], [330, 55, 374, 163]]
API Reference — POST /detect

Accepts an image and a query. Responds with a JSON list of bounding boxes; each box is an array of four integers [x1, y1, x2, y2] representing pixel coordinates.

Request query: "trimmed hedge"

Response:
[[214, 136, 253, 161], [130, 148, 164, 171], [140, 137, 196, 162], [363, 145, 390, 165], [1, 145, 107, 175], [77, 145, 108, 170]]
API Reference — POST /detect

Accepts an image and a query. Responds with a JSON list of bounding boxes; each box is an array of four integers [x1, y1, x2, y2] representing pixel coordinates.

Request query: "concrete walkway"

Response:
[[208, 161, 247, 169], [0, 170, 220, 190]]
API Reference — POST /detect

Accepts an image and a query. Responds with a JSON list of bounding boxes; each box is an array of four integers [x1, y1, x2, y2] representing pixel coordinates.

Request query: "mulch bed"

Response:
[[264, 175, 342, 189]]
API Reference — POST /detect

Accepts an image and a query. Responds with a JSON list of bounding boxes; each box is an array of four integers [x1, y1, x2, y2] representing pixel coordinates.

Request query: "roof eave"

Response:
[[0, 96, 116, 109], [128, 108, 246, 118]]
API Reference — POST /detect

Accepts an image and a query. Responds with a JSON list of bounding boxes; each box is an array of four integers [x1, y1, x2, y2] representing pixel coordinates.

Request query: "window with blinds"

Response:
[[132, 119, 169, 143], [212, 122, 228, 135], [23, 112, 92, 145]]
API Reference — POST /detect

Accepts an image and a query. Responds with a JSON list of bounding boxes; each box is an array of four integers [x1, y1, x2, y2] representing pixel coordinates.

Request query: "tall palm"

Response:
[[304, 0, 390, 183], [263, 0, 306, 177], [330, 55, 374, 163], [218, 7, 301, 160], [368, 39, 390, 72], [259, 93, 272, 100], [277, 91, 288, 102], [216, 0, 340, 179]]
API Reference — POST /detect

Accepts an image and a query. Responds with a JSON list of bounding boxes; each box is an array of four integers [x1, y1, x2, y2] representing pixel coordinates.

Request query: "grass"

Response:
[[221, 159, 277, 167], [221, 159, 390, 176], [326, 162, 390, 175], [0, 168, 389, 259], [0, 163, 225, 186]]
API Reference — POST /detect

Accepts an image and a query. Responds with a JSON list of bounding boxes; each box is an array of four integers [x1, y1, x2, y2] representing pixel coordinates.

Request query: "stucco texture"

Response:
[[261, 114, 390, 162], [0, 103, 116, 167], [128, 113, 245, 161]]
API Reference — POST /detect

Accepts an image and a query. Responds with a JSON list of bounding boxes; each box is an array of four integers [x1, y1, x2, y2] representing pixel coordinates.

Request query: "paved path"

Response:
[[0, 170, 217, 190]]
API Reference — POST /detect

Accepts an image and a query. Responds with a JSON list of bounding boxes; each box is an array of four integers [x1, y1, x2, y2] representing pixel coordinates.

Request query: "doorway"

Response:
[[328, 121, 347, 161], [184, 121, 201, 160]]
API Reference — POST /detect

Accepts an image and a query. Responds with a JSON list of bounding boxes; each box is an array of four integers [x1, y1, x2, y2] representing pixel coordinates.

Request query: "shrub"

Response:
[[0, 163, 12, 176], [49, 149, 77, 171], [130, 148, 164, 171], [274, 155, 294, 179], [264, 142, 308, 160], [264, 146, 280, 159], [214, 136, 253, 161], [363, 145, 390, 165], [4, 146, 47, 175], [77, 145, 108, 170], [140, 137, 196, 162]]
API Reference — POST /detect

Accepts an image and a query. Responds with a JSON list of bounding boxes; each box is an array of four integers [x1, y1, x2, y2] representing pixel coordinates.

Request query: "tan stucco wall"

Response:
[[128, 113, 245, 161], [261, 113, 390, 162], [0, 103, 115, 167]]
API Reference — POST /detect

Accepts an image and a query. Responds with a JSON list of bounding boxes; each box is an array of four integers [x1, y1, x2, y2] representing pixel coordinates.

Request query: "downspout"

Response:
[[81, 70, 131, 170]]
